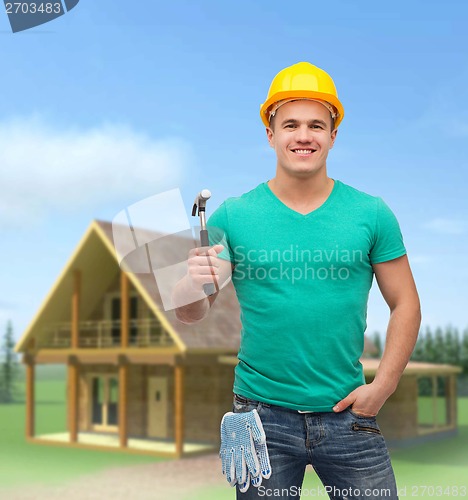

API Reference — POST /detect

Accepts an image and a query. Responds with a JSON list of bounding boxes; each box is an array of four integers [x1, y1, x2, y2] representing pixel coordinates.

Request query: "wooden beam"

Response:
[[121, 271, 129, 348], [445, 375, 457, 427], [451, 375, 458, 426], [34, 351, 179, 365], [432, 375, 438, 428], [25, 356, 35, 438], [68, 357, 78, 442], [71, 270, 81, 349], [119, 356, 128, 448], [69, 353, 119, 365], [35, 353, 69, 364], [125, 354, 176, 365], [174, 364, 184, 458]]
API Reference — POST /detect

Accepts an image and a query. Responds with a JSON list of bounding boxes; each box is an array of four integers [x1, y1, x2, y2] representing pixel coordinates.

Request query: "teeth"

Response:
[[293, 149, 314, 154]]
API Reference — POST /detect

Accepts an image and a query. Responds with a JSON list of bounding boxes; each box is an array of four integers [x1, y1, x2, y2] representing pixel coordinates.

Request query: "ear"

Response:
[[266, 127, 275, 148], [329, 128, 338, 149]]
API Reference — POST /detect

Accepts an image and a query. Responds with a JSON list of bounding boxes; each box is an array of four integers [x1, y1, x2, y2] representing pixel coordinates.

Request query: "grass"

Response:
[[418, 395, 448, 425], [2, 365, 468, 498], [0, 366, 165, 491]]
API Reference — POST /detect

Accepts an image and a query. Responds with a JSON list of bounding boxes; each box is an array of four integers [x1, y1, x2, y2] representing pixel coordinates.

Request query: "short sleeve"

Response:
[[206, 201, 234, 262], [369, 197, 407, 264]]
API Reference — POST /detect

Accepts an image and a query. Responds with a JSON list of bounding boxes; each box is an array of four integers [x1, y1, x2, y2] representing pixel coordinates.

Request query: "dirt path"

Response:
[[1, 453, 230, 500]]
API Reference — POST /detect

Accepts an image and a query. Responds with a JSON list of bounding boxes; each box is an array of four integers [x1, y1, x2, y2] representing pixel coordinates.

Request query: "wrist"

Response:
[[371, 377, 398, 398], [173, 275, 210, 324], [172, 274, 207, 308]]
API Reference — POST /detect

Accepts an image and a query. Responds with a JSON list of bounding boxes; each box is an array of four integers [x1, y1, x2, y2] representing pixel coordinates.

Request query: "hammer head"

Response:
[[192, 188, 212, 215], [198, 189, 212, 204]]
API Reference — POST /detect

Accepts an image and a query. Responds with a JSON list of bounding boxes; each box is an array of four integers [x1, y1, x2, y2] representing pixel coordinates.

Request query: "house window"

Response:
[[108, 377, 118, 425], [90, 375, 119, 431], [130, 296, 138, 344], [111, 298, 120, 345], [417, 374, 456, 433], [109, 295, 138, 346], [91, 377, 104, 424]]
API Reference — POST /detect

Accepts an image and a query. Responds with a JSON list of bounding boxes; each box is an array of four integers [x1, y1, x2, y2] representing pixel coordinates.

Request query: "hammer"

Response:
[[192, 189, 215, 296]]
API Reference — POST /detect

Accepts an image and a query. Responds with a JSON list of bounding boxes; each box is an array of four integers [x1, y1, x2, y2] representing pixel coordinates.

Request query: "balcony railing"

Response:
[[38, 319, 174, 349]]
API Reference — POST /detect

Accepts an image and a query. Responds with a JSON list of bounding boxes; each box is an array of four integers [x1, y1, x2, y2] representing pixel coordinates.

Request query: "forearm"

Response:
[[172, 275, 211, 324], [373, 303, 422, 396]]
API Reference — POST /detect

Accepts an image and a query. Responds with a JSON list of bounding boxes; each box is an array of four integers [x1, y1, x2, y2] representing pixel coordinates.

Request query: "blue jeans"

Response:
[[232, 393, 398, 499]]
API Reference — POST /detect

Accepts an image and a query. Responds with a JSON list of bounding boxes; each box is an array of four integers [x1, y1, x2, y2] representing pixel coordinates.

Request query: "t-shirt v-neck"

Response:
[[262, 178, 340, 219]]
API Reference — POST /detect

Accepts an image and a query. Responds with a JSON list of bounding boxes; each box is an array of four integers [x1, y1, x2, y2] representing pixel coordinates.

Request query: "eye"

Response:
[[312, 125, 322, 129]]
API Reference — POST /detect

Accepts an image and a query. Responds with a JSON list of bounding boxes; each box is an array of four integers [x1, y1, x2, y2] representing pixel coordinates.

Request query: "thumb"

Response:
[[213, 244, 225, 254], [333, 394, 356, 413]]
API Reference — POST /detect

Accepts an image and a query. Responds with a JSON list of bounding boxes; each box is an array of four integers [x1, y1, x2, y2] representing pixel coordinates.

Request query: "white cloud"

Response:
[[0, 115, 193, 228], [423, 217, 466, 235]]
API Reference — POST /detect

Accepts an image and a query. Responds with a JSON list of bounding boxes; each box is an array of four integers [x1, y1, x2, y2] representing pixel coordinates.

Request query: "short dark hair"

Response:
[[269, 112, 335, 132]]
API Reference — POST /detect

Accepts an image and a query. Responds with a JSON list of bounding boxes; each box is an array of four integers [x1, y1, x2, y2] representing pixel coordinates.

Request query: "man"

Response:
[[172, 62, 421, 499]]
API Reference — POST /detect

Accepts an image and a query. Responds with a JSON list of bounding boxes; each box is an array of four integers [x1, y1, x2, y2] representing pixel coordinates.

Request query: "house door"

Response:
[[90, 375, 119, 431], [147, 377, 168, 438]]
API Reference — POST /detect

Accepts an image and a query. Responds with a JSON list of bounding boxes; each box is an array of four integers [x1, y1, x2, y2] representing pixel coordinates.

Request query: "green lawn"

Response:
[[0, 370, 165, 490], [418, 395, 448, 425], [2, 368, 468, 498]]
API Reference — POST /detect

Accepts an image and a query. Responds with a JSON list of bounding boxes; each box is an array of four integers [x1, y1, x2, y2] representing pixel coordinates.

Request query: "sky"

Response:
[[1, 0, 468, 348]]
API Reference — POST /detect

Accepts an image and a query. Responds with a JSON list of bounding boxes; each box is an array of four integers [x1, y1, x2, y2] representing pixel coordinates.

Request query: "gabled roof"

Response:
[[15, 219, 241, 354], [96, 220, 242, 352]]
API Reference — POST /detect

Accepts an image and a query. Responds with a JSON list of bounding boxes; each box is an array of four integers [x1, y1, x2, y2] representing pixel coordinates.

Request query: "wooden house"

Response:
[[14, 220, 240, 458], [14, 220, 461, 457]]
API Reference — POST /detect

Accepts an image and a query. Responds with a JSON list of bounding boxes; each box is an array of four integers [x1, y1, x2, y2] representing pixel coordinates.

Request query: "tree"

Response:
[[411, 330, 425, 361], [0, 321, 20, 404], [461, 328, 468, 376], [453, 327, 461, 366], [424, 327, 436, 363], [371, 331, 382, 358], [434, 326, 445, 364], [443, 324, 458, 365]]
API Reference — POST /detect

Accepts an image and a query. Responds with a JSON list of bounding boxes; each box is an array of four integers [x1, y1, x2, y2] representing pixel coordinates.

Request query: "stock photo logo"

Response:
[[4, 0, 79, 33]]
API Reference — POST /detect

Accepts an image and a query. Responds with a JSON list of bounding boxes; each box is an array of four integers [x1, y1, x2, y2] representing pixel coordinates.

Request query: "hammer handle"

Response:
[[200, 229, 209, 247], [200, 229, 215, 296]]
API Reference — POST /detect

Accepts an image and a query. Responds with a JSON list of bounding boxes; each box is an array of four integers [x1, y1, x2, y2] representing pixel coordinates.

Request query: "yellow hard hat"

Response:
[[260, 62, 344, 129]]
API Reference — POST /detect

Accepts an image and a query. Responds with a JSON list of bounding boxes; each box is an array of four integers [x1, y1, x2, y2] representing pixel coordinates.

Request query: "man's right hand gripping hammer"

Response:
[[219, 409, 272, 493]]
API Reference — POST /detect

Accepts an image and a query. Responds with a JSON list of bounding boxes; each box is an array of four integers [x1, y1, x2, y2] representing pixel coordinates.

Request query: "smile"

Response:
[[291, 149, 316, 155]]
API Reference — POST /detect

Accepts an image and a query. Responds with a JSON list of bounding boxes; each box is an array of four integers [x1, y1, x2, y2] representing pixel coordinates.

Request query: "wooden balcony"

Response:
[[38, 319, 174, 349]]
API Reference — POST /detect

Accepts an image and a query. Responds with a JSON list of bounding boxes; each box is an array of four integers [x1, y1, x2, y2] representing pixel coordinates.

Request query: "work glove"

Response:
[[219, 409, 272, 493]]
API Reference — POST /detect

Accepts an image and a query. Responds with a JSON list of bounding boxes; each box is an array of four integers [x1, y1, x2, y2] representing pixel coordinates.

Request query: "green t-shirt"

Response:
[[207, 178, 406, 411]]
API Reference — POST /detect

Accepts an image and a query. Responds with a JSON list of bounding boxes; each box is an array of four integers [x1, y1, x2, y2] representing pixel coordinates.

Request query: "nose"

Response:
[[295, 124, 313, 143]]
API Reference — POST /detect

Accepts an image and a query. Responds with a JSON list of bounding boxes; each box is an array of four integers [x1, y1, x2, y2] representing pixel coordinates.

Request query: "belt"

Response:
[[235, 393, 325, 414]]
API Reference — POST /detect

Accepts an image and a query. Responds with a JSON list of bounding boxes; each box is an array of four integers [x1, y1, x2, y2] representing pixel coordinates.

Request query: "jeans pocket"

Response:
[[346, 407, 377, 420], [346, 408, 382, 435], [351, 421, 382, 435]]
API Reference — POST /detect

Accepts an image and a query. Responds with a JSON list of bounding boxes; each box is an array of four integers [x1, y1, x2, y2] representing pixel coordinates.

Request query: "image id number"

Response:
[[5, 3, 62, 14]]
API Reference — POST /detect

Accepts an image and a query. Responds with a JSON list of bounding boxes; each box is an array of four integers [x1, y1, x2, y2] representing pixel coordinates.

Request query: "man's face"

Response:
[[266, 100, 338, 178]]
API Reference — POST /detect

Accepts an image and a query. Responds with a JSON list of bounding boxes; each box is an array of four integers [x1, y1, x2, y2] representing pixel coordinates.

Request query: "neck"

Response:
[[268, 170, 333, 205]]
